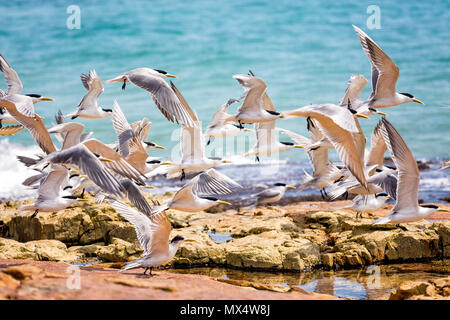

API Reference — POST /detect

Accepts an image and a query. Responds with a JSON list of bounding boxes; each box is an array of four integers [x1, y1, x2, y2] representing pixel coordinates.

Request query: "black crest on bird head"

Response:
[[25, 94, 42, 98], [280, 141, 294, 146], [201, 196, 218, 202], [375, 192, 388, 197], [171, 235, 185, 243], [400, 93, 414, 98], [144, 141, 156, 147], [154, 69, 167, 75], [265, 110, 280, 116], [101, 108, 113, 113], [420, 204, 438, 209], [274, 183, 286, 187], [146, 159, 161, 164]]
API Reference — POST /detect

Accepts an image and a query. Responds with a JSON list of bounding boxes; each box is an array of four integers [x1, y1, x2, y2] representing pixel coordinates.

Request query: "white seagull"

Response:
[[105, 68, 195, 127], [66, 70, 112, 119], [373, 118, 449, 225], [352, 25, 424, 109], [109, 198, 195, 275]]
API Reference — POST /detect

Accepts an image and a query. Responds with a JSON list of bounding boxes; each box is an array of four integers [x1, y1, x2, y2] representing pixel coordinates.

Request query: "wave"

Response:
[[0, 139, 40, 202]]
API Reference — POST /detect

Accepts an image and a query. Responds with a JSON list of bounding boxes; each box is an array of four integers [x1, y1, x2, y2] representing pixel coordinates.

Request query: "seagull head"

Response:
[[26, 94, 54, 103], [399, 93, 424, 105], [152, 69, 177, 79]]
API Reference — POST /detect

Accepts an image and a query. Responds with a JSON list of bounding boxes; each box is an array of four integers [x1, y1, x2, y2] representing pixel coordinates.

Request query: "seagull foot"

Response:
[[122, 81, 126, 90], [396, 224, 408, 231], [180, 170, 186, 181]]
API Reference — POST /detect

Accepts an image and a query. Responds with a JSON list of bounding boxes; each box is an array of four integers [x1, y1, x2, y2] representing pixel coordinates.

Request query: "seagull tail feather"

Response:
[[373, 216, 391, 225], [120, 258, 146, 271]]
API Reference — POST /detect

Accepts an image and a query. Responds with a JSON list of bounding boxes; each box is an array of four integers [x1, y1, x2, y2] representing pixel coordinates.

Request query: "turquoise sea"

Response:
[[0, 0, 448, 200]]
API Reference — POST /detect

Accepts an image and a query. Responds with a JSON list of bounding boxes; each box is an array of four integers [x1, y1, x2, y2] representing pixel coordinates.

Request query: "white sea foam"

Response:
[[0, 139, 40, 201]]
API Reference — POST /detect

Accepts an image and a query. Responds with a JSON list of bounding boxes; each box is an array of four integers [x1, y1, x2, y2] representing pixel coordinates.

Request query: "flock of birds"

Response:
[[0, 25, 448, 275]]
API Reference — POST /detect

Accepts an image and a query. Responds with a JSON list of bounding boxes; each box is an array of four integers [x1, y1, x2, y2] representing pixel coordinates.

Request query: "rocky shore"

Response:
[[1, 193, 449, 271], [0, 193, 449, 299]]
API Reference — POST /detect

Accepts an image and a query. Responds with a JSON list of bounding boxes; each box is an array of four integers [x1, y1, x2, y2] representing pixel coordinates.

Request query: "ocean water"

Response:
[[0, 1, 448, 201]]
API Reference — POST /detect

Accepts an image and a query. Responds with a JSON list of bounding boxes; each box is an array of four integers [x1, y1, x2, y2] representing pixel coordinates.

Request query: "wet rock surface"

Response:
[[0, 259, 337, 300]]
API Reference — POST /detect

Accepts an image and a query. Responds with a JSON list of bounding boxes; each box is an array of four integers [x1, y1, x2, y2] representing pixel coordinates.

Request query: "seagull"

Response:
[[282, 104, 369, 190], [254, 183, 296, 206], [109, 198, 195, 276], [439, 161, 450, 170], [373, 118, 449, 225], [244, 87, 303, 161], [105, 68, 195, 127], [338, 74, 388, 117], [0, 54, 54, 122], [66, 70, 112, 119], [18, 164, 87, 218], [153, 168, 240, 214], [352, 25, 424, 109], [111, 101, 167, 175], [280, 117, 343, 197], [204, 98, 252, 145], [165, 82, 231, 180], [227, 74, 283, 125], [337, 193, 391, 219]]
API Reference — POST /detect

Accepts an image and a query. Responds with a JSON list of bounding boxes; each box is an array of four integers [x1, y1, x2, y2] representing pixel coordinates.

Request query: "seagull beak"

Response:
[[286, 186, 296, 189], [357, 114, 370, 119], [294, 145, 304, 149], [155, 145, 166, 150], [377, 111, 388, 116], [413, 98, 424, 105], [143, 186, 155, 189], [243, 128, 253, 132], [77, 198, 89, 202], [217, 200, 231, 205], [166, 74, 177, 78], [99, 157, 114, 163], [161, 161, 173, 165], [184, 239, 198, 243], [279, 114, 285, 119], [221, 160, 232, 164], [438, 208, 450, 212], [41, 97, 54, 101]]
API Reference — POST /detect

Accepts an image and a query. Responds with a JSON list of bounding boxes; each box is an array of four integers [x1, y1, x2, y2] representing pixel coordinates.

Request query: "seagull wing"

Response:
[[45, 144, 123, 196], [0, 54, 23, 94], [353, 25, 399, 99], [379, 118, 419, 211], [76, 70, 104, 111], [192, 168, 242, 195], [0, 100, 56, 154], [112, 100, 135, 158], [233, 75, 267, 113], [339, 74, 368, 105], [254, 120, 277, 149], [0, 124, 24, 136], [109, 199, 170, 256], [119, 178, 153, 217], [314, 115, 368, 189], [82, 139, 146, 185], [36, 164, 69, 201], [124, 69, 195, 127], [365, 120, 386, 168]]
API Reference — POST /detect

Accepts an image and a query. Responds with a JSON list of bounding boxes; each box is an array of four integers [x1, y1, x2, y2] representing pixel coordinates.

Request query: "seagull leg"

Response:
[[181, 170, 186, 181], [149, 267, 153, 276], [319, 188, 324, 199], [344, 191, 349, 200], [80, 188, 85, 199], [0, 120, 2, 128], [238, 121, 244, 130], [31, 209, 39, 219], [396, 224, 407, 231], [206, 138, 212, 146], [122, 81, 126, 90], [143, 267, 149, 275], [255, 156, 260, 163]]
